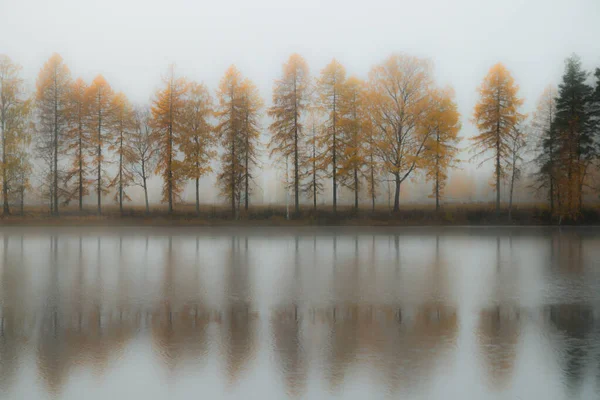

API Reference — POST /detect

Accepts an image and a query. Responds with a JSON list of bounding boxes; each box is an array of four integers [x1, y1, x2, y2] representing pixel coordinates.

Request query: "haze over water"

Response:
[[0, 227, 599, 399]]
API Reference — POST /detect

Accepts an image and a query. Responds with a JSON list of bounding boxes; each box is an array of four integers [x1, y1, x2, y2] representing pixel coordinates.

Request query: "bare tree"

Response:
[[127, 106, 158, 213]]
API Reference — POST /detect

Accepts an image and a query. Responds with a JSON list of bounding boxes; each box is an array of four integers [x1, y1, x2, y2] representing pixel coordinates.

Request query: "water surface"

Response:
[[0, 227, 599, 399]]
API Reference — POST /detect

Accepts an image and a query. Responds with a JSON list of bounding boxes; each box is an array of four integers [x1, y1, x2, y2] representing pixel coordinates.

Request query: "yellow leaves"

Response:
[[180, 81, 215, 181], [150, 65, 190, 207], [471, 62, 525, 171]]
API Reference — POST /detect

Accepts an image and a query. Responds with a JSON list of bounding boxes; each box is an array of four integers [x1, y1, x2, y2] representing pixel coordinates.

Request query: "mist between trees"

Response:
[[0, 52, 599, 220]]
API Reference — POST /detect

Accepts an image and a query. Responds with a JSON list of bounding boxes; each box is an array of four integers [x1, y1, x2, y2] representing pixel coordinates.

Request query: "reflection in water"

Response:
[[0, 228, 597, 399], [221, 236, 258, 386]]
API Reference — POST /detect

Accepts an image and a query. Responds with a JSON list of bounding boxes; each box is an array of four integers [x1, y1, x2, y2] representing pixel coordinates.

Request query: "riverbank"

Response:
[[0, 204, 598, 226]]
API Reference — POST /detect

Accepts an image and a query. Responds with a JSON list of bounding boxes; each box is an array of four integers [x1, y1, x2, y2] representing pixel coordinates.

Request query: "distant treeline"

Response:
[[0, 53, 598, 220]]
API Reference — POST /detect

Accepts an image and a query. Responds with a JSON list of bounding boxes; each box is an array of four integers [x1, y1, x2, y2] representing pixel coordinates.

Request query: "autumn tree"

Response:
[[553, 55, 594, 218], [215, 65, 244, 217], [316, 59, 346, 213], [180, 82, 215, 215], [108, 92, 135, 213], [239, 78, 263, 211], [268, 53, 310, 215], [507, 123, 527, 219], [471, 62, 525, 215], [301, 108, 325, 211], [11, 152, 32, 215], [85, 74, 114, 215], [532, 85, 559, 214], [127, 106, 158, 213], [0, 55, 31, 215], [151, 65, 189, 214], [422, 87, 461, 211], [35, 53, 72, 215], [64, 78, 90, 210], [368, 54, 435, 212], [338, 76, 365, 210]]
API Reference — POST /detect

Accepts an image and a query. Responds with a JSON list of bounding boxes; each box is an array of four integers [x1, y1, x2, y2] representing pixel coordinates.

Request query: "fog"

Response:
[[1, 0, 599, 206]]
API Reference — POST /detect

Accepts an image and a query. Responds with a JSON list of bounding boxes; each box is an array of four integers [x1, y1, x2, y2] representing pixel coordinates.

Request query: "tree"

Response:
[[471, 62, 525, 215], [422, 87, 461, 211], [361, 90, 382, 212], [35, 53, 72, 215], [127, 106, 158, 213], [508, 124, 527, 220], [64, 78, 91, 210], [180, 82, 215, 215], [239, 78, 263, 212], [338, 76, 366, 210], [85, 74, 114, 215], [368, 54, 435, 212], [0, 55, 31, 215], [151, 65, 189, 214], [301, 108, 325, 211], [316, 59, 346, 213], [553, 55, 594, 218], [532, 85, 559, 214], [108, 92, 135, 213], [215, 65, 244, 217], [268, 53, 310, 215], [11, 151, 32, 215]]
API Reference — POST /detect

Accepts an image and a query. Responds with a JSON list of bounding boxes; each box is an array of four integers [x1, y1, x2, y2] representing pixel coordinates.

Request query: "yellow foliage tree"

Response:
[[338, 76, 366, 210], [85, 74, 115, 215], [368, 54, 434, 212], [239, 78, 263, 212], [300, 108, 325, 211], [64, 78, 91, 210], [151, 65, 189, 214], [180, 81, 215, 215], [268, 53, 310, 215], [0, 55, 32, 215], [316, 59, 346, 213], [471, 62, 525, 214], [215, 65, 244, 216], [35, 53, 72, 214], [422, 87, 461, 211], [108, 92, 136, 213]]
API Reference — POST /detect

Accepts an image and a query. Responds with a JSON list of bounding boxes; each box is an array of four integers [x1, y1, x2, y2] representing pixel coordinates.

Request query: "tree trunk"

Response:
[[435, 132, 440, 212], [119, 131, 123, 214], [1, 118, 8, 215], [332, 83, 337, 214], [53, 70, 59, 216], [354, 168, 358, 211], [230, 86, 236, 219], [167, 80, 174, 214], [495, 128, 500, 216], [97, 95, 102, 216], [195, 177, 199, 216], [143, 175, 149, 214], [393, 174, 401, 212], [509, 169, 515, 221], [19, 186, 24, 216], [293, 79, 299, 216], [78, 121, 83, 212], [244, 111, 249, 212]]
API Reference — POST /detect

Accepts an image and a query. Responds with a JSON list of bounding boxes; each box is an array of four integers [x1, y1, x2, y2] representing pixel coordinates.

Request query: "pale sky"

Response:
[[1, 0, 599, 205]]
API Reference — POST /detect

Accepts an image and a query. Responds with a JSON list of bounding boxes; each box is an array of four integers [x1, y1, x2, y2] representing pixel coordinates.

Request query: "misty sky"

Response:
[[1, 0, 599, 205]]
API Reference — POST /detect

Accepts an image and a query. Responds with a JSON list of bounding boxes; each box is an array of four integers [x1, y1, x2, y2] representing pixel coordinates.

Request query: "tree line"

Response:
[[0, 52, 598, 219]]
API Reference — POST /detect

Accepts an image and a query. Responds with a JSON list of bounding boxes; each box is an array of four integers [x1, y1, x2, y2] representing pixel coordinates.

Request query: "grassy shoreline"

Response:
[[0, 204, 599, 226]]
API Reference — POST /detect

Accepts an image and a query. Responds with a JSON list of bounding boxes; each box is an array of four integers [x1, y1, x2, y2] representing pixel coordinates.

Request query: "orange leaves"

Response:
[[470, 62, 525, 178], [179, 81, 215, 182], [215, 65, 263, 212], [150, 65, 189, 210]]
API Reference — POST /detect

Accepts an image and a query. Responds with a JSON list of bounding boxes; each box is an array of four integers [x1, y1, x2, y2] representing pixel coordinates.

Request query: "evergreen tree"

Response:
[[553, 55, 593, 217]]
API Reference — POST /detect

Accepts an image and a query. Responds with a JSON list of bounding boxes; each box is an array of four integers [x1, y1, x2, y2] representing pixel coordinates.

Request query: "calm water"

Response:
[[0, 226, 599, 399]]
